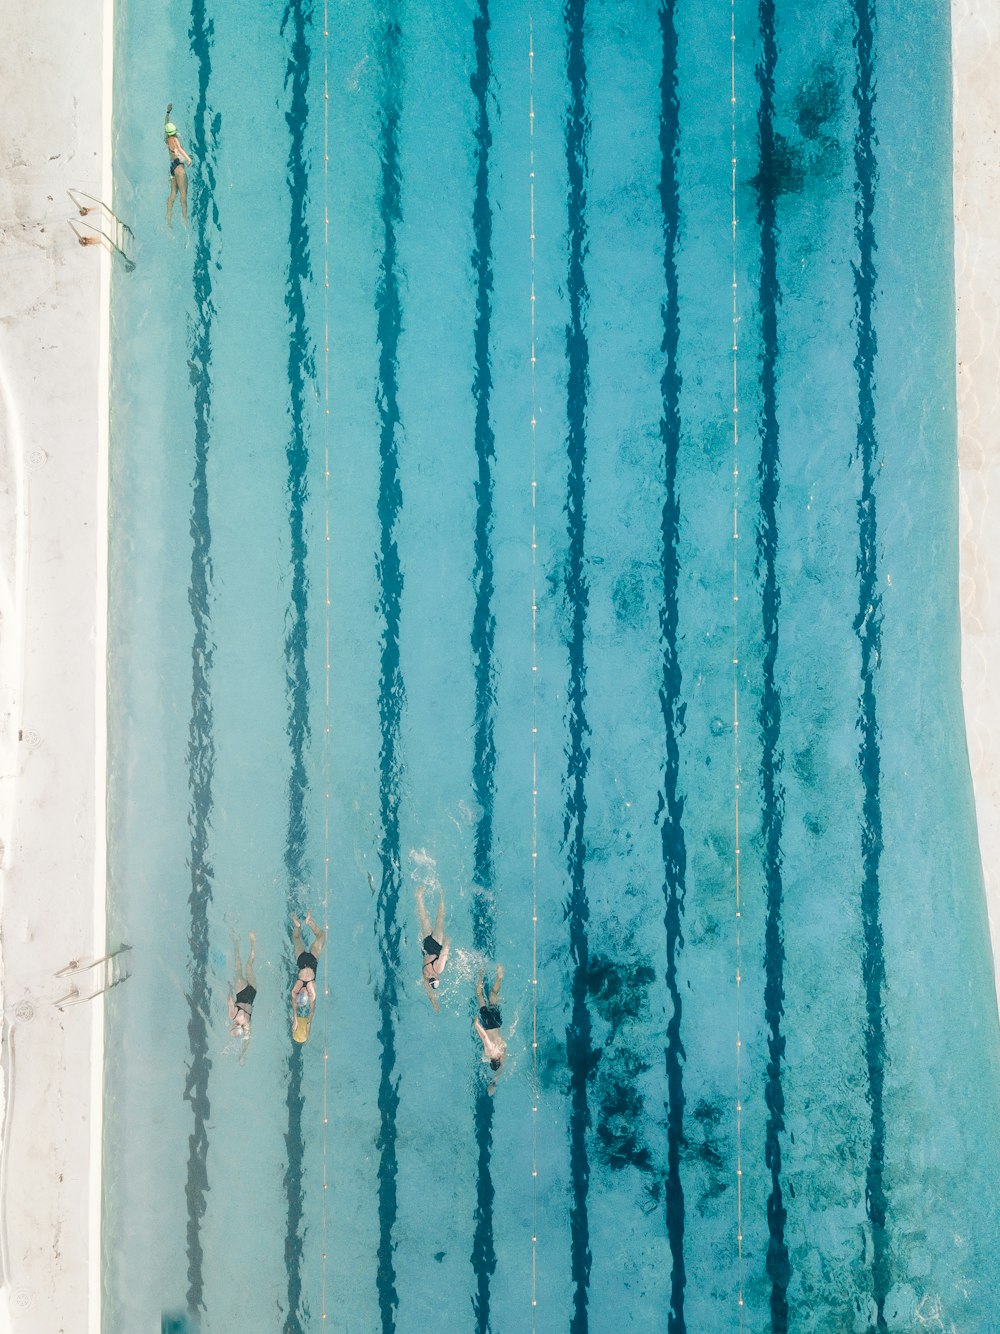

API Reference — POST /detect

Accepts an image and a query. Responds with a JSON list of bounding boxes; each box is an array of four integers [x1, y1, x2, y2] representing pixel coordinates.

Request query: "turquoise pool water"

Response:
[[106, 0, 1000, 1330]]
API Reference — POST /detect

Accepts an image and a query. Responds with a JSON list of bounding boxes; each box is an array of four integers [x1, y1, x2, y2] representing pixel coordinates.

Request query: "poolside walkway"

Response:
[[0, 0, 109, 1328]]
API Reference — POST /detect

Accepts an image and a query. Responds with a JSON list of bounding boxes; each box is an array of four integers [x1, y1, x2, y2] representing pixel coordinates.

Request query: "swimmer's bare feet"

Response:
[[305, 912, 318, 930], [292, 915, 301, 928]]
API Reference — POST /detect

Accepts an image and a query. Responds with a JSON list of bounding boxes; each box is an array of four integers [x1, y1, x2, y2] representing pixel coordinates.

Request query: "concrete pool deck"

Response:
[[0, 0, 109, 1327], [0, 0, 996, 1330]]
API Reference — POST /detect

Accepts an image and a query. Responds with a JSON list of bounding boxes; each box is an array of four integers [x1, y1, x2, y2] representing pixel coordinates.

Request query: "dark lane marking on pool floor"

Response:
[[183, 0, 220, 1314], [374, 14, 406, 1331], [851, 0, 890, 1326], [656, 4, 688, 1330], [469, 2, 499, 1329], [280, 0, 315, 1329], [562, 1, 594, 1327], [283, 1048, 307, 1332], [753, 0, 791, 1327]]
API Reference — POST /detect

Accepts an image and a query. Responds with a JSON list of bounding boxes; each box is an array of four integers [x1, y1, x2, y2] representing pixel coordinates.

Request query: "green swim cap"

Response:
[[164, 123, 177, 137]]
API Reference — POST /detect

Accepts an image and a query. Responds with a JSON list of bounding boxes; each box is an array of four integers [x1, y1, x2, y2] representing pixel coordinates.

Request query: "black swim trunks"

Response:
[[235, 984, 256, 1008], [169, 157, 183, 176], [422, 935, 443, 959], [479, 1005, 502, 1030], [297, 951, 319, 975]]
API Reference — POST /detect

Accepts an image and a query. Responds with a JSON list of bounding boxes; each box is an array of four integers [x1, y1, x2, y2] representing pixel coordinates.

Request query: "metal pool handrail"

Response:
[[66, 189, 135, 271], [53, 945, 132, 1011]]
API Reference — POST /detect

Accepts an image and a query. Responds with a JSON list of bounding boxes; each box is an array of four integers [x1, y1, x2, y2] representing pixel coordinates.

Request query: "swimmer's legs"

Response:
[[305, 912, 327, 959], [167, 173, 178, 224], [476, 972, 487, 1008], [292, 916, 306, 957], [416, 887, 432, 939], [433, 893, 445, 941], [177, 165, 189, 222], [246, 931, 256, 989], [489, 964, 504, 1007]]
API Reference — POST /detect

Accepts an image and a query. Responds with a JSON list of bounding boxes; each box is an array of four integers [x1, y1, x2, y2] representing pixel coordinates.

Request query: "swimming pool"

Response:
[[105, 0, 1000, 1330]]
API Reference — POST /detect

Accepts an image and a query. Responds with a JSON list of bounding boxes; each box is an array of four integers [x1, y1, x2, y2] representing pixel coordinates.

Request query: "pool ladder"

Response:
[[67, 188, 135, 271], [53, 944, 132, 1010]]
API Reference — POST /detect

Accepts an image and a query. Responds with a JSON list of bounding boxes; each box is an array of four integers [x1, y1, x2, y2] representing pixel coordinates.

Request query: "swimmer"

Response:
[[227, 931, 257, 1040], [416, 885, 450, 1011], [474, 965, 506, 1094], [290, 912, 327, 1044], [164, 103, 193, 224]]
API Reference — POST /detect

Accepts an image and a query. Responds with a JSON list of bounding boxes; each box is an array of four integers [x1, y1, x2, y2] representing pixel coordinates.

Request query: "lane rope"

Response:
[[730, 3, 746, 1327], [528, 15, 540, 1329]]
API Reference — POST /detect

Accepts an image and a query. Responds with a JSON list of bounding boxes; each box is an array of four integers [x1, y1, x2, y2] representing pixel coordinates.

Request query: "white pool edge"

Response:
[[89, 0, 114, 1324], [0, 0, 110, 1323]]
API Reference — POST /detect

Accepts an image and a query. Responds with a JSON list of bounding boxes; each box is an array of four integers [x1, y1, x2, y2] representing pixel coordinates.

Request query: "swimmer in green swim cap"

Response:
[[164, 103, 193, 224]]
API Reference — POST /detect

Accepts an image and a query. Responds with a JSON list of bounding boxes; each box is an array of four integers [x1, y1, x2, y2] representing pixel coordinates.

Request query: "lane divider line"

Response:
[[528, 16, 540, 1330], [730, 3, 746, 1326]]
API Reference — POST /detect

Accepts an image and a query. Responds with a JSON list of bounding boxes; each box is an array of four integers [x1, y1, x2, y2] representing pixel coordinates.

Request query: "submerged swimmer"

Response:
[[164, 103, 193, 224], [416, 885, 450, 1011], [227, 931, 257, 1040], [290, 912, 327, 1044], [474, 965, 506, 1094]]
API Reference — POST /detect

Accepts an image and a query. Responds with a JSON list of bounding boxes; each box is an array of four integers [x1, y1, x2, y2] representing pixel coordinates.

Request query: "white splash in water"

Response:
[[409, 847, 440, 891]]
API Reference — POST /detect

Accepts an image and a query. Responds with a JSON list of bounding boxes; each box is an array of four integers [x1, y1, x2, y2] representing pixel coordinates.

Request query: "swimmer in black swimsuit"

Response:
[[164, 103, 193, 224], [227, 931, 257, 1039], [416, 885, 450, 1011], [290, 912, 327, 1043], [474, 964, 506, 1092]]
